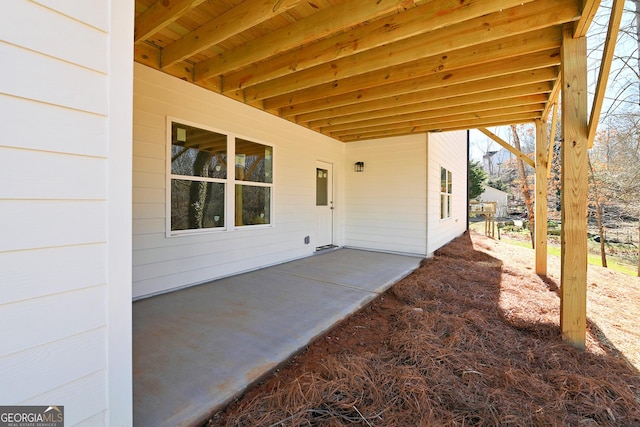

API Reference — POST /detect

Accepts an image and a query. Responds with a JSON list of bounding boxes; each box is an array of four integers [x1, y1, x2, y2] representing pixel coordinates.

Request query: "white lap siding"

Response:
[[133, 63, 345, 299], [0, 1, 133, 425], [344, 135, 429, 255], [427, 131, 468, 254]]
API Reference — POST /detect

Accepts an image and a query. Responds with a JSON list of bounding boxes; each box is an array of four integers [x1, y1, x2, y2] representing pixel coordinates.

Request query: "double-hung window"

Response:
[[168, 120, 273, 235], [440, 167, 453, 219]]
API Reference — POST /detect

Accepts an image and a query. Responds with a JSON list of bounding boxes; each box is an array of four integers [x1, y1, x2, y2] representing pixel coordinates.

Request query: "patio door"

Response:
[[315, 161, 333, 249]]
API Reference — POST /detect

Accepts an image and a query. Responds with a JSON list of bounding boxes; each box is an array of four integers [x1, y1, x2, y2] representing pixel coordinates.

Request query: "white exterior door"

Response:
[[315, 161, 333, 248]]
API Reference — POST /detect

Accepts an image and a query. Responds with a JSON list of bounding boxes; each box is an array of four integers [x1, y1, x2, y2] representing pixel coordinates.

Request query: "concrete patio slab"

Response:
[[133, 248, 422, 427]]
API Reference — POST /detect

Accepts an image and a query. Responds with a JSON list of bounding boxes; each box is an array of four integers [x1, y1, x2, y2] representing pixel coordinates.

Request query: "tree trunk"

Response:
[[588, 156, 608, 268], [634, 0, 639, 276], [188, 151, 213, 229], [510, 125, 535, 248], [636, 0, 640, 106], [595, 200, 607, 268]]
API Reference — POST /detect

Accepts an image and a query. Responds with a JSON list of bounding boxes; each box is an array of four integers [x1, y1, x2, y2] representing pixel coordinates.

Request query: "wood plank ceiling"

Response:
[[134, 0, 599, 142]]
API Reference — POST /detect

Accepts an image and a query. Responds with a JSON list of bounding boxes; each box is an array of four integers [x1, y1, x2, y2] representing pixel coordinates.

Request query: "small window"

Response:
[[440, 167, 453, 219]]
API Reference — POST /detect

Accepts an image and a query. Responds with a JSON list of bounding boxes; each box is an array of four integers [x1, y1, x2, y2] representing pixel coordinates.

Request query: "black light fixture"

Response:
[[354, 161, 365, 172]]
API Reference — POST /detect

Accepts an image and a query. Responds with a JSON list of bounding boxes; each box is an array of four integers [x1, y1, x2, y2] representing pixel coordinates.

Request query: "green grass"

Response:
[[470, 220, 638, 276], [498, 237, 638, 277]]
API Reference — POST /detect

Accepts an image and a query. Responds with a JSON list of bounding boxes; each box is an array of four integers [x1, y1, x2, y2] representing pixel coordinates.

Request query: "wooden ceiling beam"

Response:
[[274, 49, 561, 115], [588, 0, 624, 148], [220, 0, 537, 91], [338, 113, 538, 142], [330, 104, 544, 139], [308, 85, 550, 129], [135, 42, 223, 90], [160, 0, 303, 69], [135, 0, 207, 43], [292, 69, 557, 123], [573, 0, 601, 37], [276, 27, 560, 111], [193, 0, 421, 81], [245, 2, 575, 101], [318, 95, 548, 134]]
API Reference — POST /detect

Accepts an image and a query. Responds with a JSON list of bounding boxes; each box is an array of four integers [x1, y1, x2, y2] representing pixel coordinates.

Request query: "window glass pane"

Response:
[[447, 195, 452, 217], [235, 138, 273, 183], [316, 168, 328, 206], [171, 123, 227, 179], [441, 167, 447, 192], [447, 170, 453, 194], [440, 194, 446, 219], [235, 185, 271, 226], [171, 179, 225, 231]]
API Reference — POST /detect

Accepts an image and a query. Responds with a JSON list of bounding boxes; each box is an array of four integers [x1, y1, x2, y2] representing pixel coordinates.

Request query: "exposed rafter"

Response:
[[161, 0, 303, 68], [245, 0, 577, 100], [135, 0, 207, 43], [274, 52, 560, 115], [219, 0, 538, 92], [573, 0, 601, 37], [194, 0, 422, 81], [134, 0, 603, 142]]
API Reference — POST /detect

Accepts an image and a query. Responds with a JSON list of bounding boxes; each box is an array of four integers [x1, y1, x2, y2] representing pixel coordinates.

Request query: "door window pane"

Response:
[[316, 168, 328, 206]]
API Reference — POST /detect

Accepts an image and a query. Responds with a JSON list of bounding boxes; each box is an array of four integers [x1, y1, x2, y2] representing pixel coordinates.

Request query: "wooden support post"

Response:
[[560, 24, 588, 349], [535, 119, 548, 276]]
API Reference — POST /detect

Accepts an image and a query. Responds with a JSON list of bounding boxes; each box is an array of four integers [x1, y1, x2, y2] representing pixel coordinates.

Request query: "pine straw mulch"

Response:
[[207, 231, 640, 427]]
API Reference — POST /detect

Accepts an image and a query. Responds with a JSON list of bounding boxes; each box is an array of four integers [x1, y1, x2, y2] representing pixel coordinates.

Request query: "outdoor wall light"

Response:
[[354, 161, 365, 172]]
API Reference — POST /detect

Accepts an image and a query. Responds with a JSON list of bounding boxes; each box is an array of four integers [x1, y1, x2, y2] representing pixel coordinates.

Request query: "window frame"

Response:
[[440, 166, 453, 220], [233, 138, 274, 228], [165, 117, 274, 237]]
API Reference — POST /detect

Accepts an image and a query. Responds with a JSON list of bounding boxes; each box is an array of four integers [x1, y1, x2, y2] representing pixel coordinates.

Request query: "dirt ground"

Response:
[[208, 231, 640, 426]]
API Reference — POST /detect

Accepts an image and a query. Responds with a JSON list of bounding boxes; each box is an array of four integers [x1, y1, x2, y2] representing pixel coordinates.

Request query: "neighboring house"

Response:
[[479, 184, 510, 218], [483, 147, 514, 178]]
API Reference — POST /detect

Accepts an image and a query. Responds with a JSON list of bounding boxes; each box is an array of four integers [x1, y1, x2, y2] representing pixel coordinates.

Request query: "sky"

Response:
[[469, 0, 639, 162]]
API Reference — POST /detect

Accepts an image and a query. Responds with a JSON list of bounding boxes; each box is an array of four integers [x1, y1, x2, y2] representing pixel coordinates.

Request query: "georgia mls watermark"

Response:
[[0, 406, 64, 427]]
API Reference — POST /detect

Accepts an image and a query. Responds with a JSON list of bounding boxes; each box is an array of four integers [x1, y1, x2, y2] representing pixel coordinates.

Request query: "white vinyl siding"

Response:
[[427, 131, 468, 254], [133, 63, 344, 299], [0, 1, 132, 425], [344, 135, 428, 255]]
